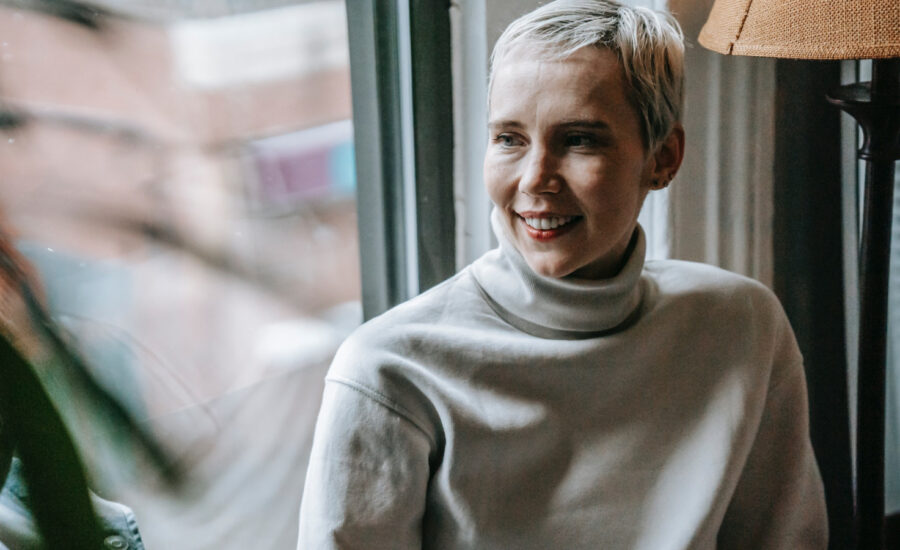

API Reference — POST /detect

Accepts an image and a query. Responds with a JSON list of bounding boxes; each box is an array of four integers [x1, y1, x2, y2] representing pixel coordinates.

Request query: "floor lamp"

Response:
[[698, 1, 900, 548]]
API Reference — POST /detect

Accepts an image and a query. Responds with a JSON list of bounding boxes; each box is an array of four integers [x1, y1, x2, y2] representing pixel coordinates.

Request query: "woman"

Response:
[[298, 1, 828, 548]]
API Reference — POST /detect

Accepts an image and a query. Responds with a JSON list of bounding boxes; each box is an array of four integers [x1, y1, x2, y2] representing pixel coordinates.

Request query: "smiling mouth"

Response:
[[522, 215, 575, 230], [517, 213, 581, 240]]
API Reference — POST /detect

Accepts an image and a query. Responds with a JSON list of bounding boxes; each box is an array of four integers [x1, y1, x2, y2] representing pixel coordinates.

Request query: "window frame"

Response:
[[345, 0, 455, 320]]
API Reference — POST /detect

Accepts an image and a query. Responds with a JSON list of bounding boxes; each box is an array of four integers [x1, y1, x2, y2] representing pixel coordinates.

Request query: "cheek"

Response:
[[577, 175, 646, 221], [483, 156, 514, 203]]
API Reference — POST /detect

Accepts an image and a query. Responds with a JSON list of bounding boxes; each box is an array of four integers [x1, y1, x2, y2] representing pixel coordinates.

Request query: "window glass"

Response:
[[0, 1, 358, 547]]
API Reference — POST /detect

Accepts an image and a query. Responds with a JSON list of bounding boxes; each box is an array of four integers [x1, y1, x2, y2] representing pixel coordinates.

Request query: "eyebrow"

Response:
[[556, 119, 611, 131], [486, 119, 612, 131], [487, 120, 524, 131]]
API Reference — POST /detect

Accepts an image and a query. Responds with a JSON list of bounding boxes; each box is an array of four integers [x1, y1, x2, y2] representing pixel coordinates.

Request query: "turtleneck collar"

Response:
[[470, 208, 646, 339]]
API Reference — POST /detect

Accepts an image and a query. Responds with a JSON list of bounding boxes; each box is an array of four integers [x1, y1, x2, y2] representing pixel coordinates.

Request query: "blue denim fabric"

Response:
[[0, 457, 146, 549]]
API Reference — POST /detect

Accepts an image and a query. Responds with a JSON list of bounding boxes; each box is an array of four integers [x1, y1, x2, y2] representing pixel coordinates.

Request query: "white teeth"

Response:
[[523, 216, 574, 230]]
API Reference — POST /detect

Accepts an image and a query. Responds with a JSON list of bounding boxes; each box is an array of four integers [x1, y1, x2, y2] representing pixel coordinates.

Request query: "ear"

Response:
[[648, 124, 685, 190]]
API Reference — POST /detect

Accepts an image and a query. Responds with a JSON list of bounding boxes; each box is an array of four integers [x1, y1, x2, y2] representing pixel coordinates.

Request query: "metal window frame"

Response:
[[345, 0, 455, 320]]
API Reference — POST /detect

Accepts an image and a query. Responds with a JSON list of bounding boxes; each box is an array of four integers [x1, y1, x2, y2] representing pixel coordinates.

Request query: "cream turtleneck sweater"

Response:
[[297, 214, 827, 549]]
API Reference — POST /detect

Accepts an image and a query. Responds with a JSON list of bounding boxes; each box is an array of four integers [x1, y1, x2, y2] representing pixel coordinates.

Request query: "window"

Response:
[[0, 1, 358, 547]]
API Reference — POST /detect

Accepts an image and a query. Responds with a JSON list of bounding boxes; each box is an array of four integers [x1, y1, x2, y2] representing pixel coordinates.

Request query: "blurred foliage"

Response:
[[0, 0, 358, 546], [0, 108, 26, 131], [0, 333, 104, 549], [0, 5, 175, 547], [0, 223, 181, 548], [0, 0, 111, 28]]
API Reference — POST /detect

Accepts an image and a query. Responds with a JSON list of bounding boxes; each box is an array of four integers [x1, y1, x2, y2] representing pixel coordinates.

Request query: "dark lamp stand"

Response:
[[826, 57, 900, 550]]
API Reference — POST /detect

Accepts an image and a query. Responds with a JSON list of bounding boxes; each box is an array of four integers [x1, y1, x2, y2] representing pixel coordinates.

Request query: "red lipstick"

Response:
[[517, 213, 581, 241]]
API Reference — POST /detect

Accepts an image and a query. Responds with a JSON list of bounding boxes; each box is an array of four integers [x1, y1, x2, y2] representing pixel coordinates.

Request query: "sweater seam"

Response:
[[326, 376, 437, 448]]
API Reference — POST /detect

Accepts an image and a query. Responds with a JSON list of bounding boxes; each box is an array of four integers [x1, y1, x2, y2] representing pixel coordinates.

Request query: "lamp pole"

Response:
[[828, 57, 900, 550]]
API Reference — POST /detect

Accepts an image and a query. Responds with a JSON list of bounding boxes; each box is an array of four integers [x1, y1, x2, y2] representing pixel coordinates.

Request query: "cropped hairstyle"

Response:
[[489, 0, 685, 151]]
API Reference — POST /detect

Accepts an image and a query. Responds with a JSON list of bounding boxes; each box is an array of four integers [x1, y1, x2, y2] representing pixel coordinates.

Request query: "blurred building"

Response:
[[0, 1, 360, 548]]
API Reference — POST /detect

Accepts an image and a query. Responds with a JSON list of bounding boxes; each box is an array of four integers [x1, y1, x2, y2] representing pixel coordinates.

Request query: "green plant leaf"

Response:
[[0, 333, 103, 550]]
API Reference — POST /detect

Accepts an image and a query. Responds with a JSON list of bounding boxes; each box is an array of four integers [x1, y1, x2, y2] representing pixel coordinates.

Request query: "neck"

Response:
[[469, 209, 647, 339]]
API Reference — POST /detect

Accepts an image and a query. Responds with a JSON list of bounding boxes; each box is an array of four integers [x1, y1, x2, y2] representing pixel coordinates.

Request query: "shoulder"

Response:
[[324, 268, 487, 428], [644, 259, 782, 313], [645, 258, 767, 292], [347, 267, 486, 350], [643, 259, 796, 357]]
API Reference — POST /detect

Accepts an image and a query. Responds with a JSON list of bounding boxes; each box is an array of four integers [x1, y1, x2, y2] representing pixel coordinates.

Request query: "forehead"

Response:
[[489, 45, 631, 119]]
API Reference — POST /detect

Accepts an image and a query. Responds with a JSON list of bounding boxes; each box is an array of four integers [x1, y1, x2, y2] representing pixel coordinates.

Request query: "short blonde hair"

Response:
[[489, 0, 684, 151]]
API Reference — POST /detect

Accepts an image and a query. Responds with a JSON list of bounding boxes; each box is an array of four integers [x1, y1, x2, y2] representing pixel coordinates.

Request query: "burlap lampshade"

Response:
[[698, 0, 900, 60]]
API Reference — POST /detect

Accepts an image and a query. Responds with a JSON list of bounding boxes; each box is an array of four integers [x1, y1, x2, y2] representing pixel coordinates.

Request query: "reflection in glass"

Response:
[[0, 1, 358, 548]]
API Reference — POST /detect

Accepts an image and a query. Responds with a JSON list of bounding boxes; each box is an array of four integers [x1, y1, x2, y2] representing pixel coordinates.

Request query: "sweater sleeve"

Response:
[[716, 315, 828, 549], [297, 379, 433, 550]]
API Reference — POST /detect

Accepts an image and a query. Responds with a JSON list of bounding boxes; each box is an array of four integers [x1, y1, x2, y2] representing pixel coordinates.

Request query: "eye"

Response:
[[492, 133, 524, 148], [564, 133, 599, 149]]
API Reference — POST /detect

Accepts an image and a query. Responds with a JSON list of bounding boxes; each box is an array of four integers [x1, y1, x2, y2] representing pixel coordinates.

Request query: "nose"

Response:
[[517, 145, 562, 195]]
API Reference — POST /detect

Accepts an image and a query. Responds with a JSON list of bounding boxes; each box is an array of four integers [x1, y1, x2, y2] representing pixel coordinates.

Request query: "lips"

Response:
[[517, 212, 581, 241], [523, 215, 575, 230]]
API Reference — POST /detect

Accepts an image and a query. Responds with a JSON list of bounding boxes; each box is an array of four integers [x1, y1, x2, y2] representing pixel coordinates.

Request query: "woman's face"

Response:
[[484, 45, 672, 279]]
